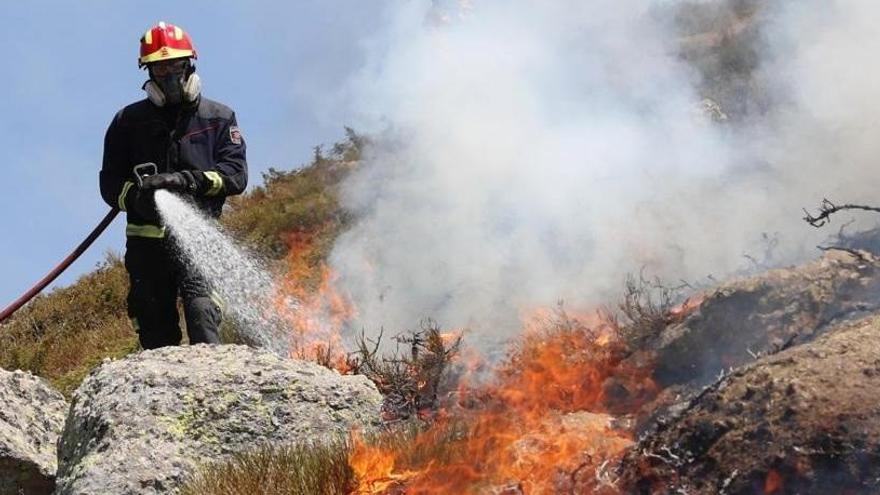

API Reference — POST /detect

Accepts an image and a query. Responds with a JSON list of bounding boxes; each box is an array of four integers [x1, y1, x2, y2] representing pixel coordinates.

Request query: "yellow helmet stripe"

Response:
[[139, 47, 195, 65], [174, 26, 183, 40], [143, 30, 153, 44]]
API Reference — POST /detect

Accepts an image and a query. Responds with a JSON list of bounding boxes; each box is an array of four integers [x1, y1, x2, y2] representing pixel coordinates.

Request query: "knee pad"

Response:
[[184, 296, 222, 344]]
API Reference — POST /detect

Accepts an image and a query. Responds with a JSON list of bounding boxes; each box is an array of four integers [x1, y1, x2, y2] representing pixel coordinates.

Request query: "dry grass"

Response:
[[180, 439, 355, 495], [180, 421, 466, 495], [0, 253, 138, 395], [222, 129, 362, 259]]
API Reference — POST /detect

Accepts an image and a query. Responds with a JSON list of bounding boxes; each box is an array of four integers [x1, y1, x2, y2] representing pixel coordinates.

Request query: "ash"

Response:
[[154, 190, 295, 355]]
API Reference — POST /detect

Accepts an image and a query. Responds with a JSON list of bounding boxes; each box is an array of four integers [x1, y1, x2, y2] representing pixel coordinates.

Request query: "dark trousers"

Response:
[[124, 237, 222, 349]]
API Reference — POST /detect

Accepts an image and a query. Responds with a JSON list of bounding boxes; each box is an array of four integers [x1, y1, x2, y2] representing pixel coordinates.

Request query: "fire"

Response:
[[271, 229, 662, 492], [274, 228, 355, 371], [666, 295, 705, 324], [764, 469, 783, 494], [349, 307, 658, 494], [350, 432, 419, 494]]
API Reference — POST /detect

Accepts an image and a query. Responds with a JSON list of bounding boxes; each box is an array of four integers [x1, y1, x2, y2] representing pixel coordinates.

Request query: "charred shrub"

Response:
[[349, 320, 462, 421], [618, 273, 676, 351]]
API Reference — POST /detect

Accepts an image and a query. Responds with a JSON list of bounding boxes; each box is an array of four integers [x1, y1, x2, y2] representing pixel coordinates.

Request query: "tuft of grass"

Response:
[[180, 421, 466, 495], [180, 439, 356, 495]]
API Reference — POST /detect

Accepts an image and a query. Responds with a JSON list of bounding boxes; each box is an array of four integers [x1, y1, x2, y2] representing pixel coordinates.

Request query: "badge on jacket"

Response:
[[230, 126, 242, 145]]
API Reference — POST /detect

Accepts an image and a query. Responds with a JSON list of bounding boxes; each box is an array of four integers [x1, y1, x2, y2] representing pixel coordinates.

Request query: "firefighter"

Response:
[[99, 22, 247, 349]]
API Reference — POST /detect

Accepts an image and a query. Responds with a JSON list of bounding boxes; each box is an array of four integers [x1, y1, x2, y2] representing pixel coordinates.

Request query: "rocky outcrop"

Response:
[[619, 315, 880, 494], [0, 368, 68, 495], [654, 250, 880, 387], [55, 344, 383, 495]]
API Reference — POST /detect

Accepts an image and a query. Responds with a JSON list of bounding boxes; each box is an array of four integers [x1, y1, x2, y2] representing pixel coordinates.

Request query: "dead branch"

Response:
[[803, 198, 880, 228], [350, 321, 462, 421], [619, 271, 677, 350]]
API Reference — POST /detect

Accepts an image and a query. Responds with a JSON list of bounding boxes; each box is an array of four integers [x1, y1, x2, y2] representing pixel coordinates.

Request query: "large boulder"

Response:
[[653, 250, 880, 387], [0, 368, 68, 495], [55, 344, 383, 495], [619, 315, 880, 494]]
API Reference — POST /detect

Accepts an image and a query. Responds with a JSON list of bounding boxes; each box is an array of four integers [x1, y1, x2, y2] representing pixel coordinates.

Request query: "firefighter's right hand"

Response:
[[141, 172, 189, 192], [129, 189, 159, 223]]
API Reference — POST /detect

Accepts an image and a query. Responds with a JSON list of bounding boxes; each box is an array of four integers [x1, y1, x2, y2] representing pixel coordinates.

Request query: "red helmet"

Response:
[[139, 21, 197, 68]]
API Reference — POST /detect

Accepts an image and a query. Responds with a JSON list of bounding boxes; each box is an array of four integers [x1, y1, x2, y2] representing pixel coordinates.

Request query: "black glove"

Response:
[[128, 189, 159, 223], [141, 171, 206, 194]]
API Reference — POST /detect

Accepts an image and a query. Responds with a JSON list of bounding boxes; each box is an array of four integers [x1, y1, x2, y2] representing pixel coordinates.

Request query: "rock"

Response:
[[619, 315, 880, 494], [0, 368, 68, 495], [653, 250, 880, 387], [55, 344, 383, 495]]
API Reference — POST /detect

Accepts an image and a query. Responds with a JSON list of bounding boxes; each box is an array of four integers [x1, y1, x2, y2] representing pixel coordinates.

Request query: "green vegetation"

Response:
[[0, 130, 363, 396]]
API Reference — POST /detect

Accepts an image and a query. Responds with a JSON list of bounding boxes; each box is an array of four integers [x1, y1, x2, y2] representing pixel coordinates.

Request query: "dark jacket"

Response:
[[99, 97, 247, 238]]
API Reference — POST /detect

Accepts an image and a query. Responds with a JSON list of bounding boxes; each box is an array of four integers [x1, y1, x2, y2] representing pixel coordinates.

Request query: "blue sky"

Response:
[[0, 1, 386, 306]]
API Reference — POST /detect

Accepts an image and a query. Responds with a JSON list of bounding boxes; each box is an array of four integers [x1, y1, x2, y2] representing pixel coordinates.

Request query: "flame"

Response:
[[764, 469, 783, 494], [271, 229, 662, 492], [274, 228, 355, 371], [350, 432, 418, 494], [349, 308, 658, 493], [666, 295, 705, 324]]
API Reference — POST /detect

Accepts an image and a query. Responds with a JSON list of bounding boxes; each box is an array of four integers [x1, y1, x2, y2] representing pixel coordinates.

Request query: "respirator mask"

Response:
[[143, 58, 201, 107]]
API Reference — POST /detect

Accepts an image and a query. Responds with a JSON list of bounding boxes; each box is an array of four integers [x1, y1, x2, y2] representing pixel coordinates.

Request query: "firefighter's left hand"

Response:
[[141, 171, 204, 193]]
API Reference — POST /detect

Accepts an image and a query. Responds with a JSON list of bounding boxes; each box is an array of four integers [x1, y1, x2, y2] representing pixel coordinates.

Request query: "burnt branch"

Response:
[[350, 321, 463, 421], [803, 199, 880, 228], [619, 271, 677, 351]]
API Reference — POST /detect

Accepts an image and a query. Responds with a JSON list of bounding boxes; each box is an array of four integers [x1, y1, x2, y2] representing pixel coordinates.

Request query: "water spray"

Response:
[[154, 190, 296, 356]]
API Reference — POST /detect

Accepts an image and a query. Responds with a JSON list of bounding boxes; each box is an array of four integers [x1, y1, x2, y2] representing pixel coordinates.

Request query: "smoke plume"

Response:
[[329, 0, 880, 346]]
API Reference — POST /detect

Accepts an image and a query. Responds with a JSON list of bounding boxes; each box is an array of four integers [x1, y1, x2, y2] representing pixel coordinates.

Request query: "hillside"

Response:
[[6, 3, 880, 493]]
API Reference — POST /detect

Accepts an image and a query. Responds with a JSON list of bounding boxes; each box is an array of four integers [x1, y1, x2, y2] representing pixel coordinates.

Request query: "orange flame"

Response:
[[273, 228, 354, 371], [666, 295, 705, 324], [350, 432, 418, 494], [764, 469, 783, 494], [349, 308, 658, 494]]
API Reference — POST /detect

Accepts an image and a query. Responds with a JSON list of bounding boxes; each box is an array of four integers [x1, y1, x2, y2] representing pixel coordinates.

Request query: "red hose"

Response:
[[0, 208, 120, 324]]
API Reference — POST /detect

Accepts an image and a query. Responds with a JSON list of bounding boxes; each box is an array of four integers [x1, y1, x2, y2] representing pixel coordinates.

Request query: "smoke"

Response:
[[328, 0, 880, 345]]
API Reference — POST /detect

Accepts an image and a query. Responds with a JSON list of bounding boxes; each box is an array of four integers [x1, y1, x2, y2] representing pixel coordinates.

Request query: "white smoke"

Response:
[[329, 0, 880, 345]]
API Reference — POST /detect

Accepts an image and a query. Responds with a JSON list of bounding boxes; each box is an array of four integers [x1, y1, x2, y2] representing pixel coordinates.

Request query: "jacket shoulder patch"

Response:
[[229, 125, 242, 145]]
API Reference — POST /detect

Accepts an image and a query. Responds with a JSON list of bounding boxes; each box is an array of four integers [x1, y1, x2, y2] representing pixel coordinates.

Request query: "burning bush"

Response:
[[347, 306, 659, 494]]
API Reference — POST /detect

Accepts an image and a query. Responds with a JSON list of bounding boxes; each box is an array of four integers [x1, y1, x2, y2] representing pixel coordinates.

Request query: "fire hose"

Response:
[[0, 208, 120, 324], [0, 163, 158, 324], [0, 163, 163, 324]]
